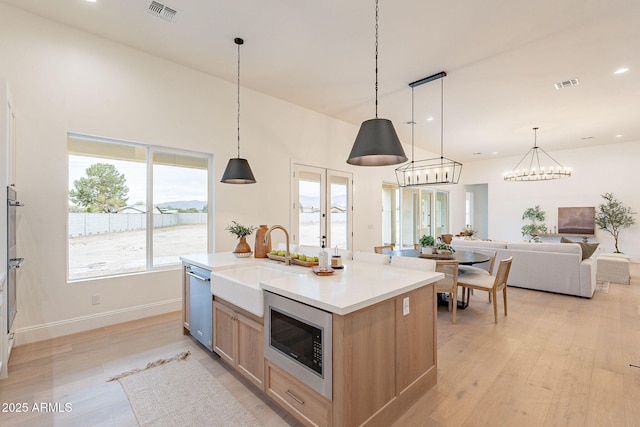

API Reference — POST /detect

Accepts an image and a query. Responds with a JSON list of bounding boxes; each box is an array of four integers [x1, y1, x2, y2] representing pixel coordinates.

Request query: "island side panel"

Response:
[[396, 284, 436, 393], [332, 299, 396, 426], [332, 284, 437, 427]]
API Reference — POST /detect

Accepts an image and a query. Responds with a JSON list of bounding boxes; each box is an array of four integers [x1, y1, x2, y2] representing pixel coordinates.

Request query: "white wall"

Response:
[[10, 2, 628, 344], [457, 140, 640, 256], [0, 3, 423, 344]]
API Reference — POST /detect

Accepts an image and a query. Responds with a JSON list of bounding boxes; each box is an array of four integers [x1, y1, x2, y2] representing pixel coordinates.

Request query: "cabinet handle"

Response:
[[285, 389, 305, 405]]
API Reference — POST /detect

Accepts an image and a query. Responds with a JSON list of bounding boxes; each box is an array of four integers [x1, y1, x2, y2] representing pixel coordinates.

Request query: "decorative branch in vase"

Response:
[[226, 221, 257, 257]]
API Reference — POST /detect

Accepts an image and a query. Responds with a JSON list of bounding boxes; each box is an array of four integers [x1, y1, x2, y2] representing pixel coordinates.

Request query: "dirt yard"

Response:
[[68, 224, 207, 280]]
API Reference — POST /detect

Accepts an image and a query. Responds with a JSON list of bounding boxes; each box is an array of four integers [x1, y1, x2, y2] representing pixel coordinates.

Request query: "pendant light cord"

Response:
[[440, 78, 444, 161], [411, 86, 415, 164], [374, 0, 379, 118], [236, 40, 241, 159]]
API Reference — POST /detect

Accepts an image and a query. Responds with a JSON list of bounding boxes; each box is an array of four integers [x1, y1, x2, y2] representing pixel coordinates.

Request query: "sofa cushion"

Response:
[[560, 236, 599, 260], [507, 242, 581, 255], [450, 239, 507, 249]]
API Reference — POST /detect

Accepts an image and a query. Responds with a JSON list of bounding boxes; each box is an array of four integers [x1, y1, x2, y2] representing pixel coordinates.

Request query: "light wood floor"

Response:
[[1, 276, 639, 427]]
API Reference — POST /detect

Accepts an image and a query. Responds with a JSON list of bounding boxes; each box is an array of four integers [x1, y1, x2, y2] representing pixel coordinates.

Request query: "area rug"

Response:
[[596, 281, 610, 294], [108, 351, 262, 427]]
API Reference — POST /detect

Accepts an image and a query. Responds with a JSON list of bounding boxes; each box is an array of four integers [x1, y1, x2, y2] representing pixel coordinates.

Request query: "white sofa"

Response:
[[450, 239, 596, 298]]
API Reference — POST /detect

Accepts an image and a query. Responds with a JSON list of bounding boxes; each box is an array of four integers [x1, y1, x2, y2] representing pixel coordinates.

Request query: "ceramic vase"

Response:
[[234, 236, 251, 254], [254, 225, 271, 258]]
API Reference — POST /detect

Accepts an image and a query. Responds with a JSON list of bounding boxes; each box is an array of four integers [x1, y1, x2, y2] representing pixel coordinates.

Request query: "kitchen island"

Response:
[[180, 253, 443, 427]]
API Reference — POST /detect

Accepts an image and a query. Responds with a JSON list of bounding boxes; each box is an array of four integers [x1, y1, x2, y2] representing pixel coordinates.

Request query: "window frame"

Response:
[[67, 132, 214, 281]]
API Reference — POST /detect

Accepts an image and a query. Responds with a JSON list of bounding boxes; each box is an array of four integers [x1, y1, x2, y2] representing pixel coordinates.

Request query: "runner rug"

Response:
[[108, 351, 261, 426]]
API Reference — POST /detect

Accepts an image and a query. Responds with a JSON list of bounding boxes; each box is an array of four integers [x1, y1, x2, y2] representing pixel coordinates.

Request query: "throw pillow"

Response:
[[561, 236, 599, 260]]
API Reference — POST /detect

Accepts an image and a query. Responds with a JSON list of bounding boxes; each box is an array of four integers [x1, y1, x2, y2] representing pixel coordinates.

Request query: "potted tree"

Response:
[[521, 205, 547, 242], [226, 221, 257, 257], [418, 235, 435, 254], [595, 192, 636, 253]]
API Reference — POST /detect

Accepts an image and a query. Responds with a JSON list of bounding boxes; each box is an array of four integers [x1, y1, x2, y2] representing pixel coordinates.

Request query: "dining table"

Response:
[[388, 248, 491, 265], [388, 248, 492, 309]]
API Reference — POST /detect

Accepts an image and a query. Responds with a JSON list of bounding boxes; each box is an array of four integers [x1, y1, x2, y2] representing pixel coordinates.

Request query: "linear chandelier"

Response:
[[395, 71, 462, 187], [503, 127, 571, 182]]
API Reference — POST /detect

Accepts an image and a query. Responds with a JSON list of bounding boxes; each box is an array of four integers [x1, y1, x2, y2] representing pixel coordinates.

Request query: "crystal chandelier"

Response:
[[503, 127, 571, 182]]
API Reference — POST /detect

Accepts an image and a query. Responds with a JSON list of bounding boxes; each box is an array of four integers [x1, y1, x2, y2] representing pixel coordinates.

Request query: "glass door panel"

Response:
[[420, 191, 433, 239], [382, 183, 399, 248], [400, 187, 419, 248], [435, 191, 449, 239], [328, 173, 349, 250], [296, 168, 325, 247]]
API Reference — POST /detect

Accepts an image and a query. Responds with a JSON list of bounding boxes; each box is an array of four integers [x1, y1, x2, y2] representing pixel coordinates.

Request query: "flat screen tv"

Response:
[[557, 207, 596, 235]]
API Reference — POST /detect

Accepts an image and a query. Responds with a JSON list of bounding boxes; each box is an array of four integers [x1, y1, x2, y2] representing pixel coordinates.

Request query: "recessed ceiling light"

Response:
[[86, 0, 97, 3], [426, 117, 434, 122], [615, 134, 624, 138], [614, 67, 629, 75], [491, 152, 498, 155]]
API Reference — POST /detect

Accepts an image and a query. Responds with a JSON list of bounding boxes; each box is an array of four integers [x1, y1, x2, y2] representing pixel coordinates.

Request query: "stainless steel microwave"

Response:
[[264, 291, 333, 400]]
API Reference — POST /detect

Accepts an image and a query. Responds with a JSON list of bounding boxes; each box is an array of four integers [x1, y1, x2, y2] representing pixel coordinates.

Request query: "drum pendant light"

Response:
[[221, 37, 256, 184], [347, 0, 407, 166]]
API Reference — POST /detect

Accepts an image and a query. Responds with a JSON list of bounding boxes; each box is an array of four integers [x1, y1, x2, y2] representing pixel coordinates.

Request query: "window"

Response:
[[381, 183, 450, 248], [68, 134, 211, 280], [291, 164, 352, 251]]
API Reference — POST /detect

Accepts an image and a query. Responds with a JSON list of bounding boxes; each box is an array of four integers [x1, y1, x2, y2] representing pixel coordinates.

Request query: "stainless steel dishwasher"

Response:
[[187, 265, 213, 351]]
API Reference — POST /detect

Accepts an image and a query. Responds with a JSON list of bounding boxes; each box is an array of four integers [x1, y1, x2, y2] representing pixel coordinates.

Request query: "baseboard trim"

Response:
[[14, 299, 181, 345]]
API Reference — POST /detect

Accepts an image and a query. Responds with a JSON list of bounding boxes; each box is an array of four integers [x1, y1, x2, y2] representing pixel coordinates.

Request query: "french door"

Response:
[[291, 164, 352, 251], [382, 183, 449, 249]]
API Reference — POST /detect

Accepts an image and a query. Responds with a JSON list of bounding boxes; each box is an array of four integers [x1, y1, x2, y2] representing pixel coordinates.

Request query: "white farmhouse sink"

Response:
[[211, 265, 303, 317]]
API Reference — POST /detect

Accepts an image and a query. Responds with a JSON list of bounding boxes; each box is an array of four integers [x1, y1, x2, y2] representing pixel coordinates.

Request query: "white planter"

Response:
[[421, 246, 434, 254]]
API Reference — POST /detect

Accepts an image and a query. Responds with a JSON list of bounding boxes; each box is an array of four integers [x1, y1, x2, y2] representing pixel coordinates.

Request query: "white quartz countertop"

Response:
[[180, 253, 443, 315], [180, 252, 256, 271], [259, 260, 442, 315]]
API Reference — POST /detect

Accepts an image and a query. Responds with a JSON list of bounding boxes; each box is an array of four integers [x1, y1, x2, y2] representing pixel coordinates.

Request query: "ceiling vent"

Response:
[[147, 1, 178, 23], [554, 78, 579, 90]]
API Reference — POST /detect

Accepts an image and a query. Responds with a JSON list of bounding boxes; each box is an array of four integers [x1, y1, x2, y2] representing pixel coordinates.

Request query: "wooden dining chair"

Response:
[[374, 244, 394, 254], [440, 234, 453, 244], [459, 249, 496, 304], [435, 260, 460, 324], [457, 257, 513, 323], [353, 251, 390, 264], [390, 255, 436, 272]]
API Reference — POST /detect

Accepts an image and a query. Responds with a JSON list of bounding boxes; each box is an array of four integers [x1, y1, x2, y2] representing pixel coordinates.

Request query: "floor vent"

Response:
[[554, 78, 579, 90], [147, 1, 178, 23]]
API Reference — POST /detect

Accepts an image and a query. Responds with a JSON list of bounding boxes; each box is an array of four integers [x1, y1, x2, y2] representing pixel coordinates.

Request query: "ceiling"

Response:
[[3, 0, 639, 163]]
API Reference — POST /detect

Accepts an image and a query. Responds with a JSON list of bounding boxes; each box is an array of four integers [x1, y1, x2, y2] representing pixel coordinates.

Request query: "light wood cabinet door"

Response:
[[236, 312, 264, 389], [213, 301, 236, 365], [213, 299, 265, 390]]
